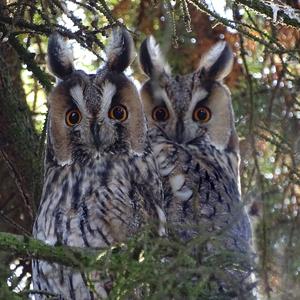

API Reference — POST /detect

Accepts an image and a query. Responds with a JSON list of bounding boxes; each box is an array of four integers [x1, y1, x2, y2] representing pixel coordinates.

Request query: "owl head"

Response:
[[139, 37, 238, 153], [46, 28, 147, 166]]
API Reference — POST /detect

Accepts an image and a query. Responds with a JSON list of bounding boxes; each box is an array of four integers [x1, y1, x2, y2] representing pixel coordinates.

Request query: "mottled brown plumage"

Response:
[[32, 29, 165, 300], [139, 37, 255, 298]]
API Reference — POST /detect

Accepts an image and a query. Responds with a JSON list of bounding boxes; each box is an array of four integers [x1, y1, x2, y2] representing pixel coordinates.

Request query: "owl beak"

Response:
[[91, 121, 101, 150], [175, 119, 184, 144]]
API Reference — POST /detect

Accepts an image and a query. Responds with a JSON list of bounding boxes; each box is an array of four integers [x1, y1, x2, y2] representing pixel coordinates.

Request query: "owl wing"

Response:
[[127, 151, 166, 237], [152, 140, 251, 249]]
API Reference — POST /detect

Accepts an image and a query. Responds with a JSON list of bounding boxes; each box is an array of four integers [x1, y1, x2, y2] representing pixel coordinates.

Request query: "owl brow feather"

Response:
[[100, 81, 116, 116], [188, 88, 210, 115], [69, 85, 88, 115], [152, 85, 174, 114]]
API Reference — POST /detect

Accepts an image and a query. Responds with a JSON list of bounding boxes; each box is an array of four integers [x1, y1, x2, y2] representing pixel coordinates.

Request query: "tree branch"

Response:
[[0, 231, 104, 270], [8, 35, 53, 93], [236, 0, 300, 29], [187, 0, 282, 52], [187, 0, 300, 55]]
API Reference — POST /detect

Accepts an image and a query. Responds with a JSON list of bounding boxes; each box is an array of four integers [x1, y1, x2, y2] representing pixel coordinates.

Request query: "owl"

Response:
[[32, 29, 165, 300], [139, 37, 255, 297]]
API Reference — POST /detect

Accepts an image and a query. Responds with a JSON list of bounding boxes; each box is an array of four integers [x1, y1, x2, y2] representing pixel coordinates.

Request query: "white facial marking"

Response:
[[101, 81, 116, 116], [188, 88, 209, 116], [70, 85, 87, 115], [152, 88, 175, 119]]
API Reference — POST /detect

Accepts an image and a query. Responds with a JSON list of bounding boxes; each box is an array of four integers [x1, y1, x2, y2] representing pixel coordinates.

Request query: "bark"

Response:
[[0, 41, 41, 228]]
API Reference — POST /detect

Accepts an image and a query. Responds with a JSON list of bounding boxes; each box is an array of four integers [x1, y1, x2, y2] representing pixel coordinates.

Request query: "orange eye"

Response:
[[193, 106, 211, 123], [152, 106, 169, 122], [65, 108, 82, 126], [108, 105, 128, 122]]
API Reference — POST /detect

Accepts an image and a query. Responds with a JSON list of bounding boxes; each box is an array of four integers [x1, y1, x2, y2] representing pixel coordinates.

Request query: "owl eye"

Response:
[[65, 109, 82, 126], [152, 106, 169, 122], [109, 105, 128, 122], [193, 106, 211, 123]]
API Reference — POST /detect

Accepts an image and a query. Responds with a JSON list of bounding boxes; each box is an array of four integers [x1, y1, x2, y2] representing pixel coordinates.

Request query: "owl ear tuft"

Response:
[[105, 28, 135, 72], [139, 36, 170, 78], [198, 41, 233, 82], [47, 32, 75, 80]]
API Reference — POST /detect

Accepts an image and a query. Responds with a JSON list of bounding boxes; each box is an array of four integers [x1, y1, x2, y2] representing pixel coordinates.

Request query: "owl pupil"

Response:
[[113, 107, 124, 120], [156, 109, 166, 121], [69, 112, 80, 124], [197, 109, 207, 120], [66, 109, 82, 127], [109, 105, 128, 121]]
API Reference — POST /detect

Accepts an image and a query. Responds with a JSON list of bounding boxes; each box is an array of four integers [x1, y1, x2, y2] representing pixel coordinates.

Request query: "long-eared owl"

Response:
[[139, 37, 254, 297], [32, 29, 165, 300]]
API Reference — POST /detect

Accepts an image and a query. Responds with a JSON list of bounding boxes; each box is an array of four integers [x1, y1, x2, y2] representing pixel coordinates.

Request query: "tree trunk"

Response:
[[0, 32, 41, 233]]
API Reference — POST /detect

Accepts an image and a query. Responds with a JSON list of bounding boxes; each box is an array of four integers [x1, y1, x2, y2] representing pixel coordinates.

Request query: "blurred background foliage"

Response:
[[0, 0, 300, 299]]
